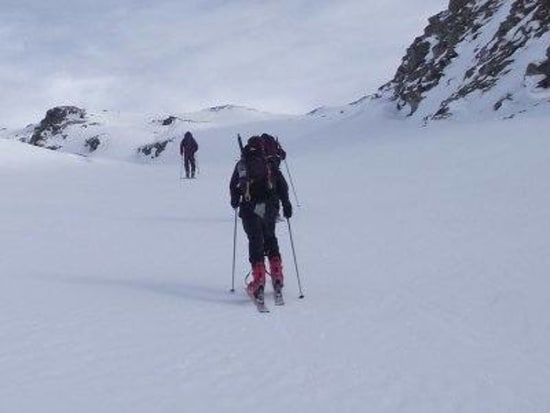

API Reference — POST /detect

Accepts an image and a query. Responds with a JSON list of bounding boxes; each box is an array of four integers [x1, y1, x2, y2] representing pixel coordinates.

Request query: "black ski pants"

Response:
[[184, 153, 196, 177], [241, 208, 280, 265]]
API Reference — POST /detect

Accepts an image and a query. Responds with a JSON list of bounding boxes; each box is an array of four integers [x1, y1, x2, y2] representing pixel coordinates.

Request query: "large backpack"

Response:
[[260, 133, 286, 165], [237, 136, 273, 201]]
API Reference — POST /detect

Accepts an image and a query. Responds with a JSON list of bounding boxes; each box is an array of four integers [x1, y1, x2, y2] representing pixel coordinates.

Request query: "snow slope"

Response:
[[2, 109, 550, 412]]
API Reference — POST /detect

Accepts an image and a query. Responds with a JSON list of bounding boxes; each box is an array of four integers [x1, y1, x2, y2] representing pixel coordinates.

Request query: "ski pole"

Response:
[[284, 159, 301, 208], [179, 155, 184, 179], [286, 218, 304, 298], [230, 208, 238, 292]]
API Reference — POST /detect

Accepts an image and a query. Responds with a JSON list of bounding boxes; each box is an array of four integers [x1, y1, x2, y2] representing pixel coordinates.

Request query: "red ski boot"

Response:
[[269, 256, 284, 292], [247, 261, 266, 300]]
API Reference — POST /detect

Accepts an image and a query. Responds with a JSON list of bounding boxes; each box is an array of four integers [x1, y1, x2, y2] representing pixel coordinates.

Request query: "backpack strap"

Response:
[[236, 160, 251, 201]]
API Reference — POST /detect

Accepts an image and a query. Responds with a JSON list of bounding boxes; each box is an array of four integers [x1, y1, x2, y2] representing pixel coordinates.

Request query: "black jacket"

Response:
[[180, 133, 198, 155], [229, 156, 290, 218]]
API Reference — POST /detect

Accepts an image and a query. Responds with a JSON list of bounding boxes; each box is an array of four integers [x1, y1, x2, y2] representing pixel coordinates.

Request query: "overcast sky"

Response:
[[1, 0, 446, 127]]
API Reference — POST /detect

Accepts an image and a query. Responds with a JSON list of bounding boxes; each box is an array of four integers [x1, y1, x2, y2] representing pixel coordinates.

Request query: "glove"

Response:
[[230, 196, 240, 209], [282, 201, 292, 218]]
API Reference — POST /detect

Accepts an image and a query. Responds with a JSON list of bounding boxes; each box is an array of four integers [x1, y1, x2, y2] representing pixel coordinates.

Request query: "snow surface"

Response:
[[2, 109, 550, 412]]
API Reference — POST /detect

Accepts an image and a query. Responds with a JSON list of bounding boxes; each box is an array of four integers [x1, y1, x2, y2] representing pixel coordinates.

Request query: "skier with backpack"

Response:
[[179, 131, 199, 178], [229, 135, 293, 307]]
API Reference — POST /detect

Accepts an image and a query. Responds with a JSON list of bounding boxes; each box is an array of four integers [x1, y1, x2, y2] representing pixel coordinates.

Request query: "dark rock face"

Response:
[[209, 105, 234, 112], [449, 0, 470, 13], [161, 116, 178, 126], [382, 0, 550, 120], [29, 106, 86, 147], [85, 136, 102, 152], [381, 1, 489, 115], [137, 138, 174, 159], [525, 46, 550, 88]]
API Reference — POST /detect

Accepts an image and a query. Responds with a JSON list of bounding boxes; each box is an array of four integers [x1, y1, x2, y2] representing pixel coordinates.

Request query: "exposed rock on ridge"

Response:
[[29, 106, 86, 148], [382, 0, 550, 121]]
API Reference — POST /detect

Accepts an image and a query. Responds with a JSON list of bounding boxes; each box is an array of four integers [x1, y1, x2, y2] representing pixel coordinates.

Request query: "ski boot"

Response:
[[269, 256, 284, 292], [269, 256, 285, 305], [247, 261, 266, 302]]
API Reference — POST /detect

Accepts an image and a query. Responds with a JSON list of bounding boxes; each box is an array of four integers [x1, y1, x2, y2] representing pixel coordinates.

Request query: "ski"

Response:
[[247, 287, 269, 313], [274, 290, 285, 306], [254, 299, 270, 313], [273, 280, 284, 305]]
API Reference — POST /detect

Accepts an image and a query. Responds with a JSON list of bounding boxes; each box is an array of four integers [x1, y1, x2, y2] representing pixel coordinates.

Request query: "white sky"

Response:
[[0, 0, 446, 127]]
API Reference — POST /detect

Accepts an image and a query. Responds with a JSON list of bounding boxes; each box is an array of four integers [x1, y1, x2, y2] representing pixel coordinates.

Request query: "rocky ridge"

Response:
[[3, 105, 286, 161], [381, 0, 550, 121]]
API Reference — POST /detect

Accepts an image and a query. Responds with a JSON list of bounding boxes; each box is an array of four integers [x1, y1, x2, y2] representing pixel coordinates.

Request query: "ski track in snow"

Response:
[[1, 114, 550, 412]]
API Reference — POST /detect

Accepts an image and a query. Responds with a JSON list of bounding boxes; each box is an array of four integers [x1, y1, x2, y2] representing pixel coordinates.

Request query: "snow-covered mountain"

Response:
[[3, 1, 548, 161], [1, 105, 291, 161], [380, 0, 550, 122]]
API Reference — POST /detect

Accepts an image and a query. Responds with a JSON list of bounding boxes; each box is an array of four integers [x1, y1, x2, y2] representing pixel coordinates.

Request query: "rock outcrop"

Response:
[[29, 106, 86, 148], [382, 0, 550, 121]]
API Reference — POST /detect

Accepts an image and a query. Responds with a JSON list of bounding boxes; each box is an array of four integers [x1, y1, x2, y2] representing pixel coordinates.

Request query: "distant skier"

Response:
[[230, 136, 293, 304], [179, 131, 199, 178]]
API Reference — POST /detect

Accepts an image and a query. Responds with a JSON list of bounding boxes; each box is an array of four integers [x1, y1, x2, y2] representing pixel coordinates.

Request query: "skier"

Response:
[[229, 136, 293, 304], [179, 131, 199, 178]]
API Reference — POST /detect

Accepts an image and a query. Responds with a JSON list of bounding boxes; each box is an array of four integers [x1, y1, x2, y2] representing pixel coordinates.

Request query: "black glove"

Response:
[[282, 201, 292, 218], [230, 196, 240, 209]]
